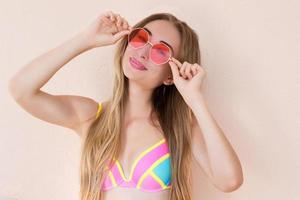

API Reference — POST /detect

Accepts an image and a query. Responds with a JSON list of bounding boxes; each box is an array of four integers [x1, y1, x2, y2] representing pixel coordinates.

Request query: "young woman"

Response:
[[9, 11, 243, 200]]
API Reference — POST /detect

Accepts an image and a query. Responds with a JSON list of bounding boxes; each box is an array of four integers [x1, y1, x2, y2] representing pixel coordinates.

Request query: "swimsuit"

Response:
[[95, 102, 172, 192]]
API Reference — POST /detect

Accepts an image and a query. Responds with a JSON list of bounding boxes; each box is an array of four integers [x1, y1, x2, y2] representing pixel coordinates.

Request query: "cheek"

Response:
[[159, 63, 172, 77], [122, 50, 132, 69], [151, 65, 171, 80]]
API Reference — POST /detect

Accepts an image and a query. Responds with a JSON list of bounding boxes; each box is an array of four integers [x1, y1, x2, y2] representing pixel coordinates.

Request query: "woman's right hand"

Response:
[[80, 11, 132, 49]]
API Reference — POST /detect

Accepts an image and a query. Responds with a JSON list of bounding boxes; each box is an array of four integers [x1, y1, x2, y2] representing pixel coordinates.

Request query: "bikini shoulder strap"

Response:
[[96, 102, 102, 119]]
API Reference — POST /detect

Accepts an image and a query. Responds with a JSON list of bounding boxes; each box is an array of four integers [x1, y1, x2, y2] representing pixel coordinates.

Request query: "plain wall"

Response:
[[1, 0, 299, 199]]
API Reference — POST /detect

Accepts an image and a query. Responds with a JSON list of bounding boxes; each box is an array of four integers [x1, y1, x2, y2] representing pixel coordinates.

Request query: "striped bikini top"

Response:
[[95, 102, 172, 192]]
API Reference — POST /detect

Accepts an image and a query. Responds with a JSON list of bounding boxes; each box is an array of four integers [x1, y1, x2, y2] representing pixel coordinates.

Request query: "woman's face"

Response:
[[122, 20, 181, 89]]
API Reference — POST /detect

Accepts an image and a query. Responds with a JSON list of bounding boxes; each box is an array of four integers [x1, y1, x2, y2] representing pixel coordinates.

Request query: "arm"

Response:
[[8, 32, 98, 137], [8, 32, 91, 99], [8, 11, 131, 138], [190, 93, 244, 192]]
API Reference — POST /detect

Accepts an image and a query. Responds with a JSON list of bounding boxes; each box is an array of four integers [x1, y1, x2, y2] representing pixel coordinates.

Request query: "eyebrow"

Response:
[[143, 27, 174, 55]]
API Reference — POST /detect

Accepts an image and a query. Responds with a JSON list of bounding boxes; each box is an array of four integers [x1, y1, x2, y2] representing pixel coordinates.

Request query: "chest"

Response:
[[117, 119, 166, 179], [101, 119, 172, 196]]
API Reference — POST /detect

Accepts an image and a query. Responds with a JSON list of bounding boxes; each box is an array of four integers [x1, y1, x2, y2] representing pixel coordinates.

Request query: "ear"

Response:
[[163, 76, 174, 85]]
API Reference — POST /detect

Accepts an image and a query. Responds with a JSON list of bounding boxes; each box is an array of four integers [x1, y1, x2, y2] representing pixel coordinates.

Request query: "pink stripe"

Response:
[[140, 174, 162, 190], [101, 140, 171, 191], [102, 174, 113, 190], [119, 180, 136, 187], [132, 143, 169, 182], [110, 163, 124, 185]]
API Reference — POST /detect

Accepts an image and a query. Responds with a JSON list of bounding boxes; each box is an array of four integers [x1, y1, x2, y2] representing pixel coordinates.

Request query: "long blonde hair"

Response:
[[80, 12, 201, 200]]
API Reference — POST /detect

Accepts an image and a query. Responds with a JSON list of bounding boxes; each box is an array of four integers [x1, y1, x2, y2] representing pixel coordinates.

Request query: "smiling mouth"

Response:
[[129, 57, 147, 70]]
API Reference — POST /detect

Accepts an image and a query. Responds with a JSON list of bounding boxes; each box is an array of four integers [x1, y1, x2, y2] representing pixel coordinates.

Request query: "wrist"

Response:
[[72, 30, 95, 52], [186, 92, 205, 107]]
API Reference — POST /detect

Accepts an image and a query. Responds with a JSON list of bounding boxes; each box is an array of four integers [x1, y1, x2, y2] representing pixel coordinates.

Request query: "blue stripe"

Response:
[[153, 157, 171, 185]]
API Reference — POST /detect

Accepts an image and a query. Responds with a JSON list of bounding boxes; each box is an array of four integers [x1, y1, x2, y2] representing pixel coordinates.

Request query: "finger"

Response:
[[122, 18, 129, 29], [125, 21, 132, 30], [168, 60, 180, 79], [101, 11, 110, 18], [126, 23, 131, 30], [102, 16, 113, 25], [180, 62, 188, 79], [102, 17, 117, 31], [170, 57, 182, 68], [103, 11, 113, 19], [185, 64, 193, 79], [113, 29, 131, 41], [108, 11, 116, 22], [118, 16, 128, 28], [116, 14, 123, 31], [191, 64, 198, 76], [102, 11, 112, 19]]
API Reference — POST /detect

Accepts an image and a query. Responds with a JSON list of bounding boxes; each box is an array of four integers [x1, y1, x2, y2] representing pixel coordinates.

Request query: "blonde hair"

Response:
[[80, 12, 201, 200]]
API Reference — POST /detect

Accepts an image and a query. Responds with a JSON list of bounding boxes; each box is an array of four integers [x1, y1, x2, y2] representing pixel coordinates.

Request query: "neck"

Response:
[[125, 80, 154, 120]]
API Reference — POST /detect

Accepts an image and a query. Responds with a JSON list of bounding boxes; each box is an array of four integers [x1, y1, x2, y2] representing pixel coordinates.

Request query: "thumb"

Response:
[[168, 60, 180, 79], [113, 30, 130, 42]]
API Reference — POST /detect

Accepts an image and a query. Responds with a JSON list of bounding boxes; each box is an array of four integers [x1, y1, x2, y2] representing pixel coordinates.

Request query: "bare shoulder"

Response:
[[75, 100, 109, 140]]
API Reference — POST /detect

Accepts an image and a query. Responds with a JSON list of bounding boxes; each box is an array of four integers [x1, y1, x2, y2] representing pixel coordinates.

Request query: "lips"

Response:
[[129, 57, 147, 70]]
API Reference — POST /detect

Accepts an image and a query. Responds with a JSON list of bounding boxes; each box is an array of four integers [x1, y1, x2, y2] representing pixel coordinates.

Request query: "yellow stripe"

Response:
[[150, 171, 167, 188], [96, 102, 102, 119], [115, 161, 128, 181], [108, 170, 117, 187], [113, 138, 166, 182], [137, 153, 170, 188], [163, 185, 171, 190]]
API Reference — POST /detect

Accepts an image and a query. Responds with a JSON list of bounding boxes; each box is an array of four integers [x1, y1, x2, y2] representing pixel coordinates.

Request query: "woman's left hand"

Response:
[[168, 57, 207, 104]]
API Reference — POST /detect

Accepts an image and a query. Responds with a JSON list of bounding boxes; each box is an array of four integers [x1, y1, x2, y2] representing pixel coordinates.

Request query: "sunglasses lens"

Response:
[[128, 29, 148, 48], [128, 28, 171, 65], [150, 44, 171, 65]]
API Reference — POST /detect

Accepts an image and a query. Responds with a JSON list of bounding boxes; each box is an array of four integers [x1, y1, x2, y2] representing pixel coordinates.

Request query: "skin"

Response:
[[103, 19, 243, 198], [9, 10, 242, 199], [121, 19, 181, 123], [103, 20, 182, 200]]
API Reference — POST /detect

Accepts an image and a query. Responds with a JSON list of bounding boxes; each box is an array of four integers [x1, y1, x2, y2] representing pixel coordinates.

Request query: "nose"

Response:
[[137, 42, 152, 61]]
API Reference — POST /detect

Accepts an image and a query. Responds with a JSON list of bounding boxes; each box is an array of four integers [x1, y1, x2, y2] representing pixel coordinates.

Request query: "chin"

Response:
[[122, 63, 139, 80]]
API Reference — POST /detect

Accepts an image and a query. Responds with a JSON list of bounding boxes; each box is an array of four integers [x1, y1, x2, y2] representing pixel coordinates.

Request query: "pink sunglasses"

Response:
[[127, 27, 173, 65]]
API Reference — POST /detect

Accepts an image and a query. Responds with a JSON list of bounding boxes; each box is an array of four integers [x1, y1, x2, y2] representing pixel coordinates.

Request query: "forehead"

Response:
[[143, 20, 181, 57]]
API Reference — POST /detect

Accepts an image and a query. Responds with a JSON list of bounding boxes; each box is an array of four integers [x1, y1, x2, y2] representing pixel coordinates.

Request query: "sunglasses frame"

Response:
[[127, 27, 173, 65]]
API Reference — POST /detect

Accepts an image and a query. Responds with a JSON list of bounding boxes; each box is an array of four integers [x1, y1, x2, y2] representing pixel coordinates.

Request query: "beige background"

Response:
[[1, 0, 299, 199]]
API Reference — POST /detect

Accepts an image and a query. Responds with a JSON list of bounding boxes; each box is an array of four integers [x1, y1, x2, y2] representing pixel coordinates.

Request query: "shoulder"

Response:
[[74, 99, 109, 139]]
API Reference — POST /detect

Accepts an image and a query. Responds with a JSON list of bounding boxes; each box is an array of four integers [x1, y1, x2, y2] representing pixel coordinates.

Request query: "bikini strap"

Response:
[[96, 102, 102, 119]]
